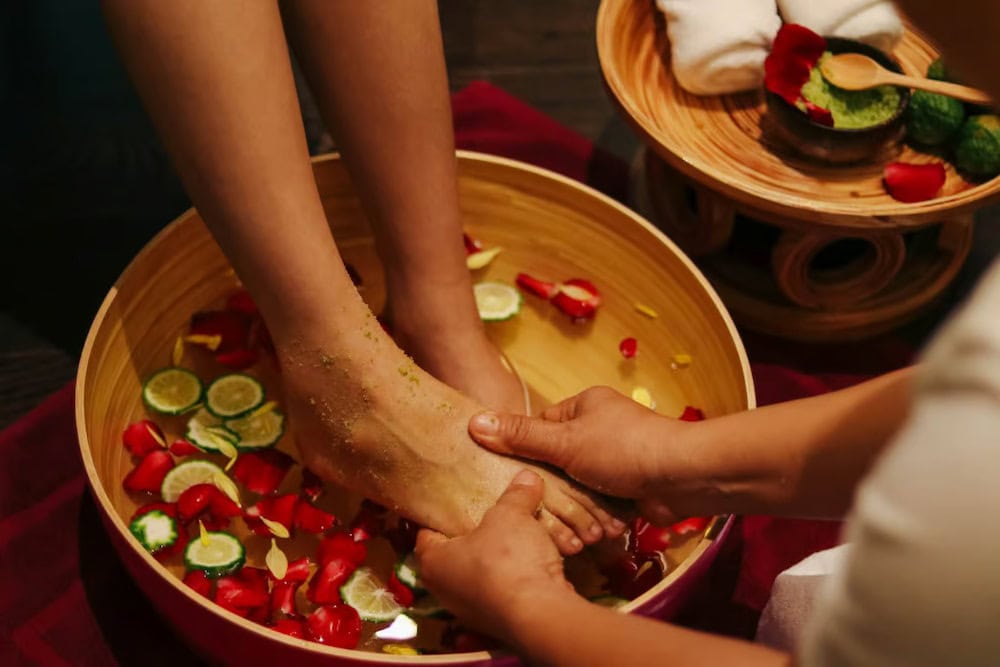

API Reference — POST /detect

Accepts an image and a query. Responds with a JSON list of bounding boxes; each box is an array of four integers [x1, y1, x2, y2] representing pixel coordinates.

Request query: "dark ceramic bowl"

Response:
[[765, 37, 910, 165]]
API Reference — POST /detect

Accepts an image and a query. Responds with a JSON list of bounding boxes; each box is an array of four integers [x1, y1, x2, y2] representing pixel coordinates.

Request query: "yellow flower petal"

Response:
[[249, 400, 278, 419], [382, 645, 420, 656], [198, 520, 210, 546], [465, 246, 503, 270], [631, 386, 655, 410], [172, 336, 185, 367], [211, 471, 242, 507], [184, 334, 223, 352], [145, 423, 167, 448], [634, 303, 659, 319], [672, 353, 692, 369], [260, 516, 290, 539], [266, 538, 289, 580]]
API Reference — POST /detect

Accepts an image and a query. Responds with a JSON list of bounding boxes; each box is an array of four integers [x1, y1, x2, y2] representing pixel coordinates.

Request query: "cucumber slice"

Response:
[[185, 408, 240, 453], [394, 553, 426, 595], [142, 367, 204, 415], [224, 409, 285, 451], [205, 373, 265, 418], [161, 459, 225, 502], [473, 281, 522, 322], [129, 510, 179, 553], [340, 567, 404, 622], [184, 530, 245, 578], [590, 595, 628, 609]]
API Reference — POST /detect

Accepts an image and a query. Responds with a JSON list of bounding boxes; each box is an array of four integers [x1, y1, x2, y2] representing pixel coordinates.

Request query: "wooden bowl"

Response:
[[765, 37, 910, 165], [76, 152, 753, 665]]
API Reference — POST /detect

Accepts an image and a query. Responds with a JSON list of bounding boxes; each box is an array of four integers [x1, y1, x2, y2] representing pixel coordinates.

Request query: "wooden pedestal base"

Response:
[[631, 149, 973, 342]]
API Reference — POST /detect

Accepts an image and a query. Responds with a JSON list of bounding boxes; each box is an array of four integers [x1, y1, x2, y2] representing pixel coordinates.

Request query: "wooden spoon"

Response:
[[820, 53, 992, 106]]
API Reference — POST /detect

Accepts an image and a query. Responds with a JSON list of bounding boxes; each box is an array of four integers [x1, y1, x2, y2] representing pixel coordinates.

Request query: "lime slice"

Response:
[[205, 373, 265, 418], [340, 567, 404, 622], [184, 530, 245, 578], [186, 408, 239, 453], [224, 409, 284, 450], [474, 281, 522, 322], [142, 367, 203, 415], [161, 459, 225, 502]]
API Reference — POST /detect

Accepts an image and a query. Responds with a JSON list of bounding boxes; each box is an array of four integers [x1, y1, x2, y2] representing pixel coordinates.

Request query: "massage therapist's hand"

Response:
[[415, 470, 574, 639], [468, 386, 704, 524]]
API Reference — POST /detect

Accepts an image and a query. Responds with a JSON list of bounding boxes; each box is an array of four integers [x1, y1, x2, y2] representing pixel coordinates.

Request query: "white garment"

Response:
[[797, 260, 1000, 666], [656, 0, 782, 96], [777, 0, 904, 52]]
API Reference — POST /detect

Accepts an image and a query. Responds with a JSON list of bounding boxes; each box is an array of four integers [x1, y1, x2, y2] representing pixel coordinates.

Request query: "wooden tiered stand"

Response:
[[597, 0, 1000, 341]]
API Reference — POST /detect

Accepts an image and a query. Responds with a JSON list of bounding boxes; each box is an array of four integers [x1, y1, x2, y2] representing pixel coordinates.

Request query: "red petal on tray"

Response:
[[123, 450, 174, 494], [307, 604, 362, 649], [294, 500, 337, 534], [272, 617, 308, 639], [270, 557, 312, 617], [215, 574, 270, 617], [804, 101, 834, 127], [183, 570, 214, 599], [246, 494, 298, 536], [679, 406, 705, 422], [632, 518, 672, 554], [385, 518, 419, 555], [168, 438, 201, 457], [130, 501, 177, 523], [515, 272, 559, 300], [349, 500, 387, 542], [308, 558, 357, 605], [177, 483, 215, 523], [300, 468, 324, 503], [463, 232, 483, 255], [225, 289, 259, 316], [388, 571, 415, 608], [209, 489, 243, 521], [318, 532, 368, 568], [551, 279, 602, 320], [765, 24, 826, 104], [283, 557, 313, 584], [231, 449, 295, 496], [122, 420, 166, 457], [190, 310, 253, 354], [619, 337, 638, 359], [883, 162, 946, 203], [215, 348, 259, 370], [671, 517, 711, 535]]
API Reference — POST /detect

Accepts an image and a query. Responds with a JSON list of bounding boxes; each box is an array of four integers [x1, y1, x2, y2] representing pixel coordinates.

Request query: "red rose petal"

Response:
[[283, 557, 313, 584], [177, 483, 215, 523], [385, 518, 419, 554], [271, 581, 298, 617], [619, 337, 638, 359], [603, 552, 664, 599], [231, 449, 295, 496], [225, 289, 259, 316], [551, 278, 601, 320], [246, 493, 298, 536], [183, 570, 213, 598], [515, 272, 559, 300], [671, 517, 711, 535], [130, 501, 177, 523], [272, 617, 307, 639], [307, 557, 356, 605], [804, 101, 834, 127], [123, 450, 174, 494], [632, 518, 672, 554], [190, 310, 253, 354], [349, 500, 386, 542], [883, 162, 946, 203], [307, 604, 362, 649], [300, 467, 324, 503], [122, 420, 166, 457], [317, 532, 368, 568], [462, 233, 483, 255], [208, 488, 243, 523], [679, 406, 705, 422], [294, 500, 337, 534], [215, 574, 270, 615], [169, 438, 201, 457], [388, 571, 415, 608], [765, 24, 827, 104], [215, 348, 259, 370]]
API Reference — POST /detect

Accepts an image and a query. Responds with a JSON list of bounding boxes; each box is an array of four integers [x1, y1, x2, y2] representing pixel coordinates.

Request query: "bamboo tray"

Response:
[[596, 0, 1000, 231]]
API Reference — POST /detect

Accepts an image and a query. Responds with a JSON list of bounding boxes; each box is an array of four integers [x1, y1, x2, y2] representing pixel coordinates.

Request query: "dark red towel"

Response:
[[0, 81, 913, 664]]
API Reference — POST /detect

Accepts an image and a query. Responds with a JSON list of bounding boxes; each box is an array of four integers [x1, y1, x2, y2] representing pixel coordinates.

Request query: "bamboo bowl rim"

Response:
[[75, 151, 754, 663], [596, 0, 1000, 230]]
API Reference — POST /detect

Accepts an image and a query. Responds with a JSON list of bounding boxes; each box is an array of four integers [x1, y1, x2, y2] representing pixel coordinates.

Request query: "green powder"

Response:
[[801, 53, 903, 129]]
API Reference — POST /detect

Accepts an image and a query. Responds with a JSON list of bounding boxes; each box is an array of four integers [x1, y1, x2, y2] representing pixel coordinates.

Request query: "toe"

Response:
[[539, 509, 584, 555], [543, 489, 605, 546], [564, 486, 629, 539]]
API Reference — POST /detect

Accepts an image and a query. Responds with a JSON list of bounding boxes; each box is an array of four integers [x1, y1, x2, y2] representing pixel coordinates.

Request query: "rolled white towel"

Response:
[[657, 0, 782, 96], [777, 0, 904, 52]]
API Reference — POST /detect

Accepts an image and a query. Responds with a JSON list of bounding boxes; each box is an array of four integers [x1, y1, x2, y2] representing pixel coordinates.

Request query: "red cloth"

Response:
[[0, 82, 914, 663]]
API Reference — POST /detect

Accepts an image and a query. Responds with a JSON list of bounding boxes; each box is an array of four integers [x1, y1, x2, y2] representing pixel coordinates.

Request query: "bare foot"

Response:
[[278, 321, 622, 555], [384, 277, 527, 415]]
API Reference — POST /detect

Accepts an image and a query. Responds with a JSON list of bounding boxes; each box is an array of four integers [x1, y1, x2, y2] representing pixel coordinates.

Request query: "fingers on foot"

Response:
[[538, 509, 584, 556]]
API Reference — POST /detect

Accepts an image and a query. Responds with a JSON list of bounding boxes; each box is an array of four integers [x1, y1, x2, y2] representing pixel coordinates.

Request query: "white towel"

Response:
[[777, 0, 904, 52], [657, 0, 782, 96]]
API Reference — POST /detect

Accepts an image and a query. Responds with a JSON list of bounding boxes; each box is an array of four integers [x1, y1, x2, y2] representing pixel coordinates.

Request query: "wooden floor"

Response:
[[0, 1, 635, 428]]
